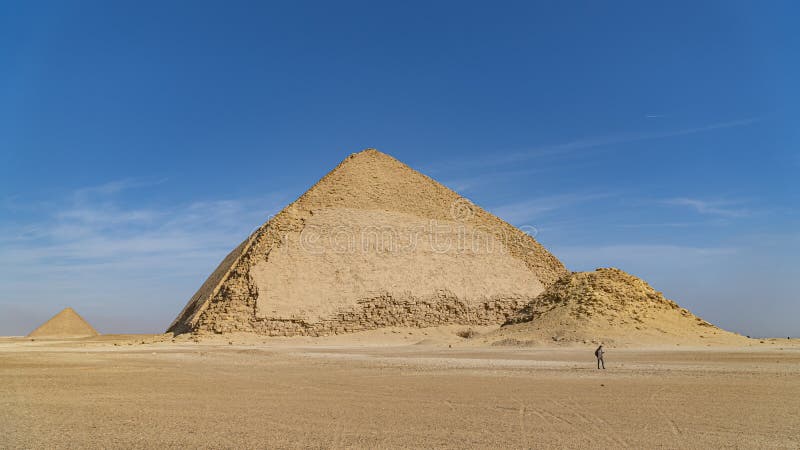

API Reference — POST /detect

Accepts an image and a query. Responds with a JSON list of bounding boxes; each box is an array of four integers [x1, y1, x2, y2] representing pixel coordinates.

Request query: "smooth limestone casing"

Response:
[[251, 208, 545, 323]]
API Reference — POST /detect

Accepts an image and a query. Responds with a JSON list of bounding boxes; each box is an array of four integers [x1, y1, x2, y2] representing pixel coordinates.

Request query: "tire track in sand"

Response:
[[649, 386, 683, 439], [550, 398, 627, 447]]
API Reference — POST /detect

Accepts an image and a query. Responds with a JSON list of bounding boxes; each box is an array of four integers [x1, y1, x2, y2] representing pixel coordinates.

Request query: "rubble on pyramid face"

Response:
[[491, 268, 747, 346], [27, 307, 99, 338], [168, 149, 568, 336]]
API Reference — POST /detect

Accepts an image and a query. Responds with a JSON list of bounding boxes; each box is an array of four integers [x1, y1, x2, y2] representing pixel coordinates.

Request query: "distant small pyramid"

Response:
[[169, 148, 567, 335], [28, 307, 99, 338], [491, 268, 745, 345]]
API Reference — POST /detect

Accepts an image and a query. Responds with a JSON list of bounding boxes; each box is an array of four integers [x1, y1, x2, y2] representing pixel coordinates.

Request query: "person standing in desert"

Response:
[[595, 345, 605, 369]]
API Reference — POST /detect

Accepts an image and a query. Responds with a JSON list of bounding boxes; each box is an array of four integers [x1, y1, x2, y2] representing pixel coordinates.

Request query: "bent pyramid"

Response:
[[169, 149, 567, 336], [491, 268, 746, 345], [28, 307, 99, 338]]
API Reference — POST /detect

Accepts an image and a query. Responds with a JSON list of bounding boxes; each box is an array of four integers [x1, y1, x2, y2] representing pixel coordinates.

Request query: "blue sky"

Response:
[[1, 1, 797, 336]]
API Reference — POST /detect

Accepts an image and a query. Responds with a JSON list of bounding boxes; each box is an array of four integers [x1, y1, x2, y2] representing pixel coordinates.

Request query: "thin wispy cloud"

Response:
[[0, 182, 285, 273], [424, 117, 761, 173], [440, 167, 548, 193], [489, 192, 615, 225], [556, 243, 739, 267], [663, 198, 751, 218], [619, 222, 695, 228], [71, 178, 169, 200]]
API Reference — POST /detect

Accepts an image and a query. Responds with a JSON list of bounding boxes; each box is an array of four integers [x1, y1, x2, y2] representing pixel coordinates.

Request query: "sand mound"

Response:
[[168, 149, 566, 336], [489, 268, 747, 346], [27, 308, 98, 338]]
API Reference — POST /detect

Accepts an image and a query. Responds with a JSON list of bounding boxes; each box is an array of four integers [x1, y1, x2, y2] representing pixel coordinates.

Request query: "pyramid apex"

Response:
[[337, 148, 400, 167], [348, 148, 388, 158]]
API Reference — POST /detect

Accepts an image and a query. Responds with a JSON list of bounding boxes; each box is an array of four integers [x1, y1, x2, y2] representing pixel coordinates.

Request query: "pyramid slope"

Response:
[[169, 149, 567, 335], [489, 268, 747, 346], [28, 307, 99, 338]]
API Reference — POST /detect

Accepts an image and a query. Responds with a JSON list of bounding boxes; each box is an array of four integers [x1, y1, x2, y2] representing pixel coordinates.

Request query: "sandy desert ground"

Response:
[[2, 328, 799, 449]]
